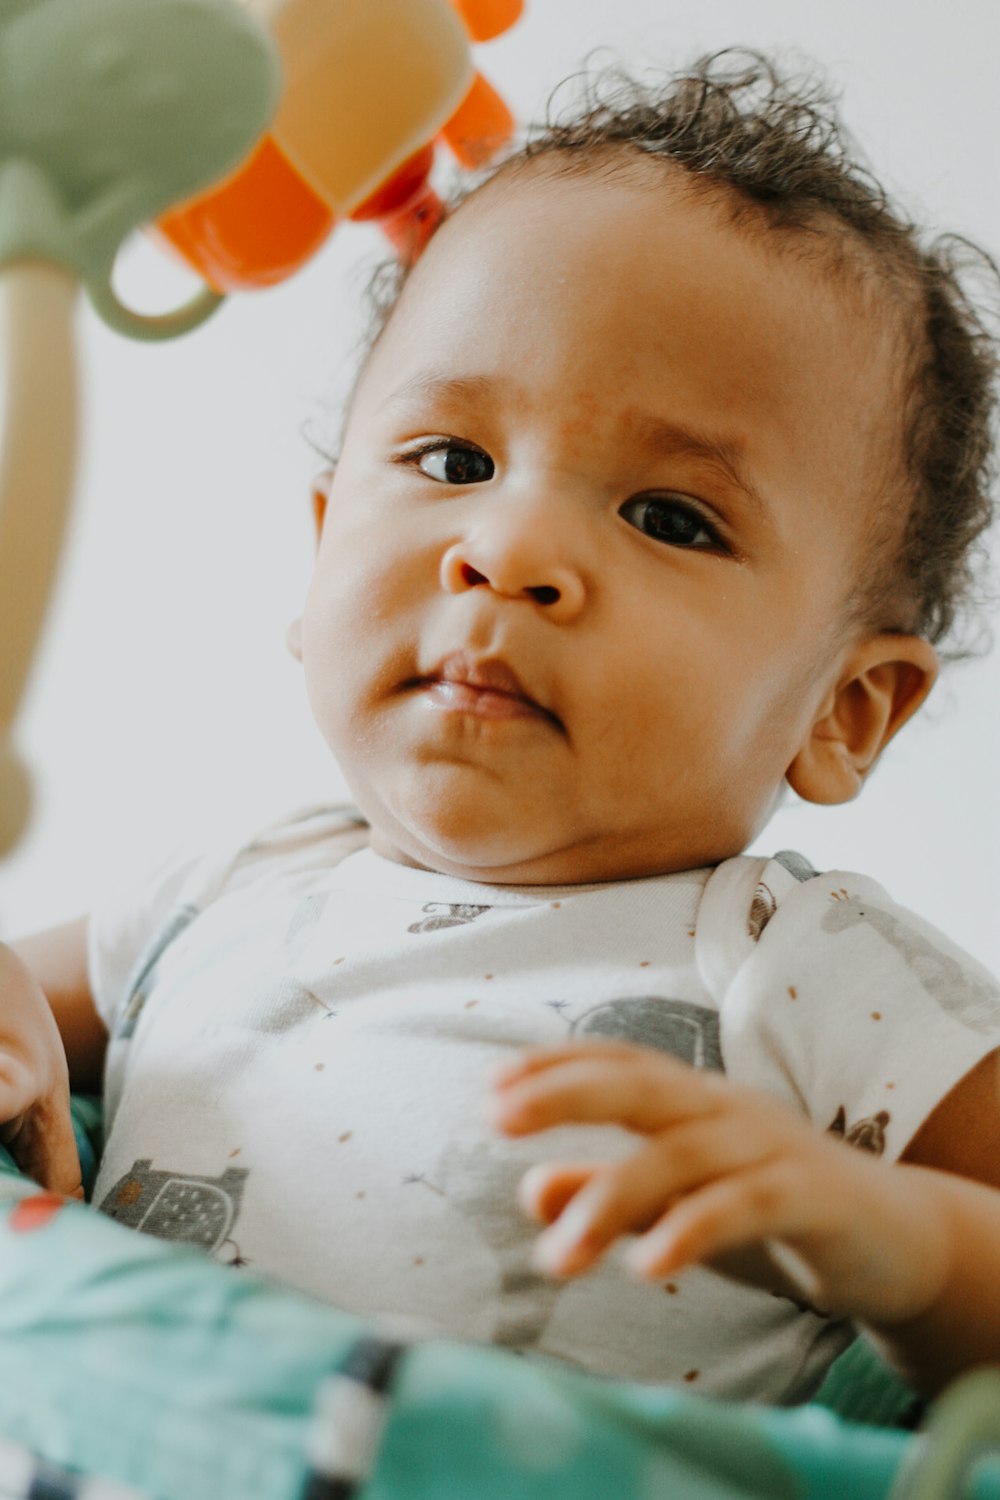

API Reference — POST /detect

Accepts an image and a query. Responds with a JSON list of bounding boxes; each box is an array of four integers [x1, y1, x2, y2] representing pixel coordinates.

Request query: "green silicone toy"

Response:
[[0, 0, 281, 339]]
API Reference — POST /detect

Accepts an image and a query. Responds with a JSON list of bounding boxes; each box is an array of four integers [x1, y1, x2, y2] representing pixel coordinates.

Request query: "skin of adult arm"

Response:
[[491, 1041, 1000, 1397]]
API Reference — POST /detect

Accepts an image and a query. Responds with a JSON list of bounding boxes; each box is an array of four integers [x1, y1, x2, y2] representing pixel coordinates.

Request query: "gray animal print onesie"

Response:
[[89, 807, 1000, 1404]]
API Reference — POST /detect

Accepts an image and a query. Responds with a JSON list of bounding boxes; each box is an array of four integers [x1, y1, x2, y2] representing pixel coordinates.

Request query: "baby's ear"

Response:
[[311, 466, 335, 539], [287, 469, 336, 662], [286, 618, 303, 661], [786, 634, 938, 805]]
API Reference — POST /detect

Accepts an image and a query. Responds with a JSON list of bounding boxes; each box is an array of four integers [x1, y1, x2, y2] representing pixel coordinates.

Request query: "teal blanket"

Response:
[[0, 1106, 996, 1500]]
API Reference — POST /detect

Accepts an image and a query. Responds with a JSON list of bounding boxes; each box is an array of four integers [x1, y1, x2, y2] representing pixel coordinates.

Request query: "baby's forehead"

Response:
[[404, 154, 905, 346], [368, 159, 908, 441]]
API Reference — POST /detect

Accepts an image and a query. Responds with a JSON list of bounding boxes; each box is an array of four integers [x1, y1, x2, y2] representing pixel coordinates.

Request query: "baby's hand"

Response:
[[0, 943, 82, 1197], [491, 1041, 947, 1328]]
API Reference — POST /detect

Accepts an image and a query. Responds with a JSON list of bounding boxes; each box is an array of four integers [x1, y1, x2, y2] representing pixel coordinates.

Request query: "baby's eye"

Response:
[[619, 494, 722, 550], [406, 441, 495, 485]]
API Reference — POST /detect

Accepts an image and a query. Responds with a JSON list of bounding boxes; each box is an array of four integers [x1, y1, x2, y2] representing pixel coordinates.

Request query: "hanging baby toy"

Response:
[[0, 0, 521, 862]]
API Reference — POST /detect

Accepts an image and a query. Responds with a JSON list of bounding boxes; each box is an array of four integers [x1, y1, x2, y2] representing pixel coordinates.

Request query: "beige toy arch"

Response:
[[0, 0, 288, 870], [0, 264, 78, 858]]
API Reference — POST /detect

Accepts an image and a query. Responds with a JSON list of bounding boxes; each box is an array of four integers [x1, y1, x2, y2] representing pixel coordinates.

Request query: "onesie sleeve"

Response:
[[87, 845, 202, 1033], [704, 856, 1000, 1162], [87, 803, 370, 1035]]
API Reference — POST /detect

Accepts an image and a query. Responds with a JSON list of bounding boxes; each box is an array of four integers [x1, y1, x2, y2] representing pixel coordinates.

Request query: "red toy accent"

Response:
[[350, 146, 443, 262], [10, 1193, 66, 1233], [349, 146, 436, 221]]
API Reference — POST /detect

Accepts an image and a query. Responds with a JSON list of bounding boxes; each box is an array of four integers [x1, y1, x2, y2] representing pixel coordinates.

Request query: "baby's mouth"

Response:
[[404, 654, 564, 731]]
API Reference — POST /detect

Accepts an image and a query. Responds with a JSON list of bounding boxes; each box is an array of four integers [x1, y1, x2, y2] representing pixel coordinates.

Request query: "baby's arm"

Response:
[[491, 1041, 1000, 1397], [11, 918, 106, 1094], [1, 917, 106, 1194]]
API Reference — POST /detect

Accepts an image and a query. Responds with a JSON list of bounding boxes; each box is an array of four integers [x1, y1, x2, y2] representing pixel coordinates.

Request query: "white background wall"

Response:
[[2, 0, 998, 974]]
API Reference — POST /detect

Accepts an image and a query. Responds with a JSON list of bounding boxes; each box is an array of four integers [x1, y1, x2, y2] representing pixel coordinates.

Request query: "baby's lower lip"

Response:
[[421, 679, 546, 721]]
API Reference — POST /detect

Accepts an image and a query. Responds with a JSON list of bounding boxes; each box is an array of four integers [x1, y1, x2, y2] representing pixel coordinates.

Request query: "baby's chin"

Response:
[[346, 769, 580, 883], [366, 817, 580, 885], [349, 764, 773, 885], [363, 810, 727, 888]]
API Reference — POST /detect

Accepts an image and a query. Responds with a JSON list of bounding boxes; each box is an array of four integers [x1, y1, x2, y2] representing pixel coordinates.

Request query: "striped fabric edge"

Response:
[[300, 1337, 408, 1500], [0, 1435, 145, 1500]]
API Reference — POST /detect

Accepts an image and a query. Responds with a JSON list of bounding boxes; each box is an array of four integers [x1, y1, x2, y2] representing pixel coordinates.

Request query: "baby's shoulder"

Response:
[[191, 803, 371, 906]]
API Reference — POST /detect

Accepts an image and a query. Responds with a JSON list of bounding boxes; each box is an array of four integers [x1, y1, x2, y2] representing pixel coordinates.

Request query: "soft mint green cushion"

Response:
[[814, 1336, 924, 1430]]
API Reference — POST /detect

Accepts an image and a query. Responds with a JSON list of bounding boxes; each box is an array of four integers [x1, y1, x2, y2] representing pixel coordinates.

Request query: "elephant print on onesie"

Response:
[[436, 1138, 573, 1356], [552, 995, 725, 1073]]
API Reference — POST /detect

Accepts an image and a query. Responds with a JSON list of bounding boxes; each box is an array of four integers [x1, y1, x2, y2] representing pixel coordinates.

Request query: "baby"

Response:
[[4, 52, 1000, 1405]]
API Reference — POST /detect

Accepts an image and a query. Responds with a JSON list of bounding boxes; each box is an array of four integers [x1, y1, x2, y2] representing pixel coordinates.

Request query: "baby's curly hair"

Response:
[[363, 50, 1000, 657]]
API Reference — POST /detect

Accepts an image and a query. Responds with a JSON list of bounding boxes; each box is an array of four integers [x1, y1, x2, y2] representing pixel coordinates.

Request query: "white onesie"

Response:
[[89, 806, 1000, 1404]]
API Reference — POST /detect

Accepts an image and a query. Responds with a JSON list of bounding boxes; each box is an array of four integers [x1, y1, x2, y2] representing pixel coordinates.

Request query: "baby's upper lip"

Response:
[[412, 652, 563, 728], [437, 654, 532, 698]]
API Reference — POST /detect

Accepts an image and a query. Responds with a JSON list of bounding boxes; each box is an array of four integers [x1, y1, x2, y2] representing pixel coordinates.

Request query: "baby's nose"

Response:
[[439, 537, 586, 622]]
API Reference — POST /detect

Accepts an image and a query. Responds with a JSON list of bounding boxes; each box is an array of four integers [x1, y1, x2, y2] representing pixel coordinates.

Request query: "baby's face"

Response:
[[301, 164, 896, 883]]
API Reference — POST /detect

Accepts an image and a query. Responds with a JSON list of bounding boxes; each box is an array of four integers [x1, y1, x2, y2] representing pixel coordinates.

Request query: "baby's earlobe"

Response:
[[787, 634, 938, 806], [786, 737, 864, 806]]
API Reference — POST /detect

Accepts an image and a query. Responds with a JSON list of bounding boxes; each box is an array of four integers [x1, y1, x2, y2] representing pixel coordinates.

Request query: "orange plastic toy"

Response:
[[154, 0, 523, 291]]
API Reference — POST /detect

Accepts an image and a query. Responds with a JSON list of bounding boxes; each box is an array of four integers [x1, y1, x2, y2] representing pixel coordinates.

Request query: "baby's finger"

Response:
[[627, 1160, 810, 1280], [38, 1110, 85, 1199], [518, 1162, 600, 1223], [531, 1118, 777, 1275], [492, 1040, 653, 1090], [0, 1052, 35, 1123], [493, 1052, 724, 1137], [4, 1098, 83, 1199]]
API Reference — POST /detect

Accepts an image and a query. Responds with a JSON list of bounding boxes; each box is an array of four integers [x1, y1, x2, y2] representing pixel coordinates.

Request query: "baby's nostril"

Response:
[[462, 563, 488, 587], [528, 585, 560, 605]]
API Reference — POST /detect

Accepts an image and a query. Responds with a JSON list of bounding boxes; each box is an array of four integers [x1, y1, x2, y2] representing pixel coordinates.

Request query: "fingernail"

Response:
[[627, 1234, 676, 1279], [533, 1232, 584, 1276], [764, 1240, 824, 1305], [533, 1204, 594, 1275], [486, 1100, 525, 1135]]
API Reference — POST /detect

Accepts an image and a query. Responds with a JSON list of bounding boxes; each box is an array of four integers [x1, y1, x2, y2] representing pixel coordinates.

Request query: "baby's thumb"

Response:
[[36, 1104, 85, 1199], [2, 1093, 84, 1200]]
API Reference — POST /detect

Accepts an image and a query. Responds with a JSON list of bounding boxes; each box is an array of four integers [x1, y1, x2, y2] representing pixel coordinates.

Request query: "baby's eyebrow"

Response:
[[633, 416, 771, 521], [379, 372, 506, 411]]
